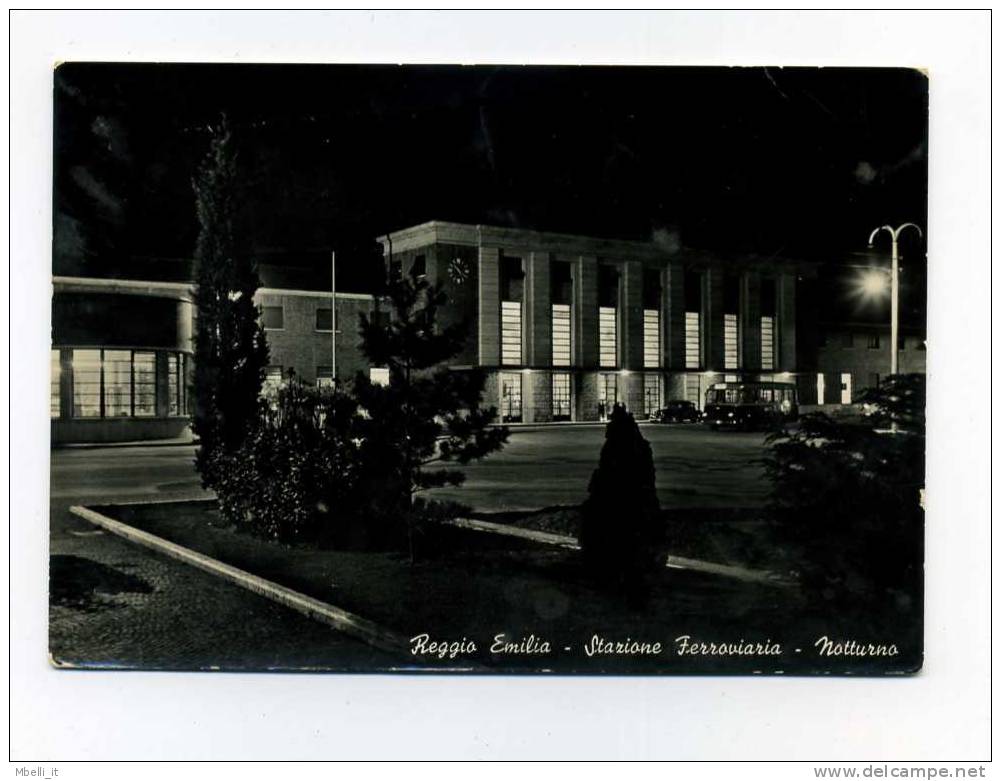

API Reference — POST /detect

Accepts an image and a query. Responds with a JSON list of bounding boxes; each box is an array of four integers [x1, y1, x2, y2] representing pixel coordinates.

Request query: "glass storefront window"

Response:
[[72, 349, 102, 418], [103, 350, 133, 417], [50, 350, 61, 419], [134, 352, 157, 417]]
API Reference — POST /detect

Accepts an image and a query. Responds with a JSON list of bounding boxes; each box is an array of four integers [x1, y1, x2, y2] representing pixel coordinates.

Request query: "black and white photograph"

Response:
[[46, 61, 930, 676]]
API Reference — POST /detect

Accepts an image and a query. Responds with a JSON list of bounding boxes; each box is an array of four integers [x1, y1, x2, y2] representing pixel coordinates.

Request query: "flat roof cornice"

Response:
[[376, 220, 817, 272]]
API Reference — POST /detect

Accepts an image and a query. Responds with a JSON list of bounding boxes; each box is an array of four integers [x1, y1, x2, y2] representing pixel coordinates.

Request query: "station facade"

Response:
[[377, 221, 809, 424], [54, 221, 924, 443]]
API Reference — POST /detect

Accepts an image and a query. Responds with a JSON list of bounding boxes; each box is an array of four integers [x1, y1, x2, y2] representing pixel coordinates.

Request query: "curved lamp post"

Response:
[[868, 223, 923, 376]]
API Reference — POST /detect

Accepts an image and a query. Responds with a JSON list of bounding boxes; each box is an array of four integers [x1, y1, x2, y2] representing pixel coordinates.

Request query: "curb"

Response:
[[68, 504, 410, 655], [442, 516, 792, 587], [54, 439, 197, 451]]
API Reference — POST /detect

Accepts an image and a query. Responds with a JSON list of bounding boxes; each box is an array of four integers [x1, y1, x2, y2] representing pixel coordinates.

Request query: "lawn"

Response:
[[90, 500, 922, 675]]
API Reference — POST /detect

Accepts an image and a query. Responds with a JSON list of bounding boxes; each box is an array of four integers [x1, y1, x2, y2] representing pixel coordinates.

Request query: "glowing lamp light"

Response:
[[858, 269, 889, 299]]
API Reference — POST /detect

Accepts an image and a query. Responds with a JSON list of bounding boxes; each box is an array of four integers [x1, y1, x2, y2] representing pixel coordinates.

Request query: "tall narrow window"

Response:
[[685, 312, 701, 369], [723, 314, 739, 370], [50, 350, 61, 419], [500, 372, 522, 423], [761, 315, 775, 370], [168, 353, 184, 416], [816, 373, 826, 406], [723, 276, 740, 370], [103, 350, 132, 417], [598, 372, 618, 417], [684, 270, 703, 369], [840, 372, 853, 405], [599, 307, 617, 367], [501, 300, 523, 365], [72, 349, 102, 418], [133, 352, 157, 417], [644, 375, 662, 418], [552, 372, 572, 421], [643, 309, 660, 368], [552, 304, 571, 366]]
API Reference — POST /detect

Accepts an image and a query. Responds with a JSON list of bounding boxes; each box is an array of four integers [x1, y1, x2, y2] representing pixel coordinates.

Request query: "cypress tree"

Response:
[[191, 117, 269, 488]]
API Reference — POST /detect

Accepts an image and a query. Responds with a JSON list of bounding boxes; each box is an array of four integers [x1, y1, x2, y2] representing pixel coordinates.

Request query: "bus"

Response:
[[703, 380, 799, 430]]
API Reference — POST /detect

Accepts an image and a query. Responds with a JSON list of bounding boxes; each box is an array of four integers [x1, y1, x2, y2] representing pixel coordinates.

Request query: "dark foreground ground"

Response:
[[51, 500, 922, 675]]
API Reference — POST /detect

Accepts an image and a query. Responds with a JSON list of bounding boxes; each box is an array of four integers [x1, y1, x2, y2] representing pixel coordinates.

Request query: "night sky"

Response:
[[53, 64, 928, 321]]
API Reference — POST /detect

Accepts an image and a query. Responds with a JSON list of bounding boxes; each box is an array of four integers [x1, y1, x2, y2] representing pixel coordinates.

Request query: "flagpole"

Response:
[[336, 250, 340, 386]]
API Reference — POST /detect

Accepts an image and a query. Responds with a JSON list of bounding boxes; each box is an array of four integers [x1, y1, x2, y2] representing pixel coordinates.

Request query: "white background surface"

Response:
[[7, 9, 993, 762]]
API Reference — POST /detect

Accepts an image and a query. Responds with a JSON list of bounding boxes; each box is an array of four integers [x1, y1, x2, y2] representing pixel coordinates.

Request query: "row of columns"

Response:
[[478, 247, 797, 373]]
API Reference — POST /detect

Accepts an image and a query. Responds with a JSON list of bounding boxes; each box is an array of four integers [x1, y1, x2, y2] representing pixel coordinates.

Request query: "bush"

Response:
[[579, 403, 662, 596], [765, 374, 925, 607], [211, 378, 373, 547]]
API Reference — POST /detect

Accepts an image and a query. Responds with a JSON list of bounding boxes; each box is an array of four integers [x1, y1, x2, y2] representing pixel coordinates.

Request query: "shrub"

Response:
[[765, 374, 925, 607], [579, 403, 662, 596], [211, 378, 368, 546]]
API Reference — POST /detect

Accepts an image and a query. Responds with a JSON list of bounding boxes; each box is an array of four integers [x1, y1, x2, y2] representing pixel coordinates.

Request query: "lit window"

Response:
[[263, 366, 283, 395], [168, 354, 185, 416], [501, 300, 522, 366], [552, 304, 571, 367], [552, 372, 572, 421], [816, 373, 826, 406], [685, 312, 701, 369], [644, 375, 662, 418], [370, 367, 390, 386], [72, 349, 102, 418], [316, 307, 333, 332], [500, 372, 522, 423], [133, 352, 157, 417], [316, 365, 334, 389], [761, 315, 775, 370], [261, 306, 284, 330], [840, 372, 853, 405], [724, 313, 739, 370], [598, 372, 618, 417], [103, 350, 132, 417], [643, 309, 660, 369], [50, 350, 61, 419], [599, 307, 617, 368]]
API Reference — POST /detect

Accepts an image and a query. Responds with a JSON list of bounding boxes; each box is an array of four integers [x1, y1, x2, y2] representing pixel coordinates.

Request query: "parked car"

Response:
[[703, 381, 799, 431], [650, 400, 702, 424]]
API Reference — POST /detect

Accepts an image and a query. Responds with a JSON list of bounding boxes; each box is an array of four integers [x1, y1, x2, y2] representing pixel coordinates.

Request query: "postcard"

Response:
[[49, 63, 927, 675]]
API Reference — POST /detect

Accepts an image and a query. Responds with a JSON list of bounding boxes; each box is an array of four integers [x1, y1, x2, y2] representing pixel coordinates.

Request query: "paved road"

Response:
[[51, 423, 771, 514], [427, 423, 771, 512]]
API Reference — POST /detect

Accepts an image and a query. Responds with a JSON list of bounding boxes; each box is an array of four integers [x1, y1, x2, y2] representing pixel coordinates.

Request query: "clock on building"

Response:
[[448, 256, 471, 284]]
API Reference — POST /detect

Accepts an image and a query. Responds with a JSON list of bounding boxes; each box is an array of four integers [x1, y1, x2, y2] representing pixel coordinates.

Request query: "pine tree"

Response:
[[580, 403, 662, 598], [191, 117, 269, 488], [353, 269, 509, 559]]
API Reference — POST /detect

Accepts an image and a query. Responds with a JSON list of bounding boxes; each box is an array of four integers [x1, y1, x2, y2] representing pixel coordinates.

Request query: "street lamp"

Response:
[[867, 223, 923, 376]]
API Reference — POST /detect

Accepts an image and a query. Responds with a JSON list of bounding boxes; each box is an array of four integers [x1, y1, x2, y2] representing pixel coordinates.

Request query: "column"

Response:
[[705, 267, 725, 371], [478, 246, 500, 366], [574, 255, 598, 367], [778, 273, 797, 371], [621, 260, 644, 371], [526, 250, 551, 367], [664, 263, 685, 370], [741, 271, 762, 372]]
